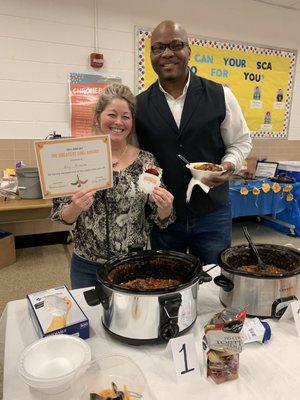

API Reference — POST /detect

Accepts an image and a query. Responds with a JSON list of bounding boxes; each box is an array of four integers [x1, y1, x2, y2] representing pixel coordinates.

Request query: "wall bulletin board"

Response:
[[136, 27, 297, 139]]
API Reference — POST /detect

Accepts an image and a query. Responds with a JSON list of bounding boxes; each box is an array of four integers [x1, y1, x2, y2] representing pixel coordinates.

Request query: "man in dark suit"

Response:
[[136, 20, 252, 264]]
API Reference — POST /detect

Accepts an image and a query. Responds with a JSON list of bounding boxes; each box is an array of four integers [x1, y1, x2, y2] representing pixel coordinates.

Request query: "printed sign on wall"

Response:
[[69, 73, 121, 137], [136, 28, 296, 139]]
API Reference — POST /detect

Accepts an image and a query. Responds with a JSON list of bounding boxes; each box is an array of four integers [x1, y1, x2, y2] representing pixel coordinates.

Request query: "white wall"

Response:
[[0, 0, 299, 139]]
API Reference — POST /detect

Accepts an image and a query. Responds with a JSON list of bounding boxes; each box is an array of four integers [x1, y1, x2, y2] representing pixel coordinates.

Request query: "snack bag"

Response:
[[203, 307, 247, 384]]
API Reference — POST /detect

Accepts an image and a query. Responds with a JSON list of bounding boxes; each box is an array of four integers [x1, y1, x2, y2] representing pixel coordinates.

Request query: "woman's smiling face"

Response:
[[98, 98, 133, 143]]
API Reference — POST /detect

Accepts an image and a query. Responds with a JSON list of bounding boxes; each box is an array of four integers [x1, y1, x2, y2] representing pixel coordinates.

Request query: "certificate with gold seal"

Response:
[[34, 135, 113, 199]]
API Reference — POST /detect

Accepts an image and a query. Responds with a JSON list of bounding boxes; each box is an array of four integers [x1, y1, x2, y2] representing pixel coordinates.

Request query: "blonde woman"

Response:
[[52, 84, 175, 289]]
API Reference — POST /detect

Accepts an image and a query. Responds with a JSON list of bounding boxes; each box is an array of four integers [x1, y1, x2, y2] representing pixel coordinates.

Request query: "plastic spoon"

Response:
[[178, 154, 190, 165], [242, 226, 266, 270]]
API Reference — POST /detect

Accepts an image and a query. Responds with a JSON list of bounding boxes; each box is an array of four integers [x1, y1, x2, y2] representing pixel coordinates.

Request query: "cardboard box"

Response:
[[0, 232, 16, 269], [27, 285, 89, 339]]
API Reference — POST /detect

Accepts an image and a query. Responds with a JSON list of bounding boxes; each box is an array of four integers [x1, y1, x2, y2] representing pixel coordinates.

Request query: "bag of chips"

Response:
[[203, 307, 247, 384]]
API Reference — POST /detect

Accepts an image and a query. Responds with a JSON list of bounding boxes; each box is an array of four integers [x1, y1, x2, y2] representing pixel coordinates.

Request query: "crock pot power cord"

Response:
[[44, 131, 62, 140], [203, 264, 218, 273]]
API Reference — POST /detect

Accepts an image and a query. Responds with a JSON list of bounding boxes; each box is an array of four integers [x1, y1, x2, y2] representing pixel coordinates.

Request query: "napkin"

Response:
[[186, 177, 210, 202]]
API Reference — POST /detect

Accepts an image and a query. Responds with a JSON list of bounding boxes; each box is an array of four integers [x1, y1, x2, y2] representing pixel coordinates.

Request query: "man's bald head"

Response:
[[151, 20, 188, 44]]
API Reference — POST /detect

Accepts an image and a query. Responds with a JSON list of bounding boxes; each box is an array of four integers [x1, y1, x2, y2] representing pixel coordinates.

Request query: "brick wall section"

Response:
[[250, 139, 300, 162], [0, 138, 299, 171], [0, 139, 37, 170]]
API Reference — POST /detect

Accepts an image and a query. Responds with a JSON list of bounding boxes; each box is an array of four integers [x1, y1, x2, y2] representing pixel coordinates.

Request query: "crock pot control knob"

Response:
[[160, 322, 180, 341], [159, 293, 182, 342]]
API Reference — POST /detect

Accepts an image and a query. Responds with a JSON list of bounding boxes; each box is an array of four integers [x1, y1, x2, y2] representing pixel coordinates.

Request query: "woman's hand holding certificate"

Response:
[[61, 188, 95, 224]]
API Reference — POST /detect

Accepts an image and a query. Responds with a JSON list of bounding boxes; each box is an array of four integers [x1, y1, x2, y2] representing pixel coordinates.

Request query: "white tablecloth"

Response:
[[1, 266, 300, 400]]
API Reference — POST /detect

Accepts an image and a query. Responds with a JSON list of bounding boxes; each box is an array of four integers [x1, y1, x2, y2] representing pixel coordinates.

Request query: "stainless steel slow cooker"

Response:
[[84, 250, 211, 345], [215, 244, 300, 318]]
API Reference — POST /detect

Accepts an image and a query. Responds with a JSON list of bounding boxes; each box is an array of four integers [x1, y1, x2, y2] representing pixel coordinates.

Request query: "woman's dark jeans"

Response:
[[70, 253, 104, 289]]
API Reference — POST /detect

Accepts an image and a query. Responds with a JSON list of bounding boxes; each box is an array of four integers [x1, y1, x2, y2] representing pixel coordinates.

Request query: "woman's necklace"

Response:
[[112, 144, 128, 168]]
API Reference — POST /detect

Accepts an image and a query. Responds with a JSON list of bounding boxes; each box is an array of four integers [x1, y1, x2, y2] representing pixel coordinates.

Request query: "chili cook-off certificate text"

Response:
[[34, 136, 113, 199]]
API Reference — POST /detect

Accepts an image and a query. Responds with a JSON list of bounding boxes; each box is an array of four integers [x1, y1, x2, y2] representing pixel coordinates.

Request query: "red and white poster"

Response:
[[69, 73, 121, 137]]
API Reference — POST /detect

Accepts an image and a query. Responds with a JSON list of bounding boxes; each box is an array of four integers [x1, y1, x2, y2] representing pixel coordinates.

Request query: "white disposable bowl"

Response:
[[186, 162, 225, 181], [18, 334, 91, 395]]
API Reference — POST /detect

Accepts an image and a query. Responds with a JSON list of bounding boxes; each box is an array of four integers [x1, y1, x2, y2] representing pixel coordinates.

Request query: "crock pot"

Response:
[[84, 250, 211, 345], [215, 244, 300, 318]]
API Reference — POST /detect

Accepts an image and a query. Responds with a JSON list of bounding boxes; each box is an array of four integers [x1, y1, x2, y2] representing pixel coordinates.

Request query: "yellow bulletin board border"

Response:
[[135, 27, 297, 139]]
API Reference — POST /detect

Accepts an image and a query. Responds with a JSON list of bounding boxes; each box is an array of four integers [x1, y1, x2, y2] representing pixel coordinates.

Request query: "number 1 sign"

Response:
[[169, 334, 200, 382]]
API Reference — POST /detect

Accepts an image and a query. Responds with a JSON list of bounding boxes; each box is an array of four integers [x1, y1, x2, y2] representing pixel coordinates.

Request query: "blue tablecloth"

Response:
[[229, 179, 300, 236]]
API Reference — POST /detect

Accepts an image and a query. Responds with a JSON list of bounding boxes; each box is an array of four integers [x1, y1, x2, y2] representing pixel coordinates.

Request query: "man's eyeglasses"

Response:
[[151, 40, 189, 55]]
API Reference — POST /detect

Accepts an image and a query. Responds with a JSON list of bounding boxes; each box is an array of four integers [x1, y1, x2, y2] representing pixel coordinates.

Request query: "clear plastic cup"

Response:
[[75, 354, 147, 399]]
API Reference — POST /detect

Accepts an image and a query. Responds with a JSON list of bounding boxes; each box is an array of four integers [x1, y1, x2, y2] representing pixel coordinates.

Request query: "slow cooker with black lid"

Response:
[[84, 249, 211, 345]]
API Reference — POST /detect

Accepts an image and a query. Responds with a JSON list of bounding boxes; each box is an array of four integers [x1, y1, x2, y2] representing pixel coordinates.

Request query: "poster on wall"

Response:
[[136, 28, 297, 139], [69, 73, 121, 137]]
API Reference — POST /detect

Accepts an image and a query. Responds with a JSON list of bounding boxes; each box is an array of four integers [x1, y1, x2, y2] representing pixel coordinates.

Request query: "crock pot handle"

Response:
[[83, 288, 100, 307], [199, 271, 212, 284], [128, 244, 145, 253], [83, 285, 110, 310], [214, 275, 234, 292], [285, 243, 300, 253]]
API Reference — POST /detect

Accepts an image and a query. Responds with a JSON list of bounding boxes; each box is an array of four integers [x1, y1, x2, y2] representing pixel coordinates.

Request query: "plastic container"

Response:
[[75, 354, 147, 399], [18, 334, 91, 395], [277, 161, 300, 182], [207, 352, 239, 384], [16, 166, 42, 199]]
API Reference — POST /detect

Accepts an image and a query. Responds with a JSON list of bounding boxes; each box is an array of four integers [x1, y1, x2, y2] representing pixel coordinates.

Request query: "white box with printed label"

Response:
[[27, 285, 89, 339]]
